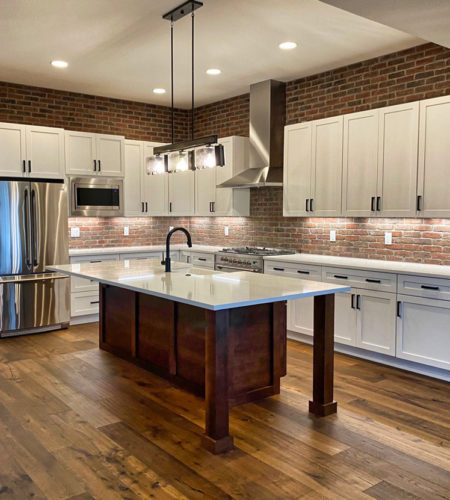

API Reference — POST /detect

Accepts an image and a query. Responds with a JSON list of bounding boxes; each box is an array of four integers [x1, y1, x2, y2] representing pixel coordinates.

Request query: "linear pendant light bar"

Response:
[[153, 135, 218, 155]]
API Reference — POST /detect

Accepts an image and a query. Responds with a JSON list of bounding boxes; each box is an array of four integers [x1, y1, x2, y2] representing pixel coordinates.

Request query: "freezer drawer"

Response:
[[0, 275, 70, 336]]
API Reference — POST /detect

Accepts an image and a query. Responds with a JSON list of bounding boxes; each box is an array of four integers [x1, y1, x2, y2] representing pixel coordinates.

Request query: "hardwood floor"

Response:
[[0, 323, 448, 499]]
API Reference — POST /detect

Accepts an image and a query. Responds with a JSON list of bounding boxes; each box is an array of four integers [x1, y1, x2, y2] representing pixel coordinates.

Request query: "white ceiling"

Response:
[[320, 0, 450, 48], [0, 0, 423, 108]]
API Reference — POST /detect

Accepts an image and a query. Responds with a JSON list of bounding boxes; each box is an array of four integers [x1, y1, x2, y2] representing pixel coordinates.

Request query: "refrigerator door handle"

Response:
[[24, 187, 33, 267], [31, 188, 40, 267]]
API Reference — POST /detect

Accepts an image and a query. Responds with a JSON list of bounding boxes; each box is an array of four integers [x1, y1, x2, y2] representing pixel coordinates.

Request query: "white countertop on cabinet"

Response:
[[69, 244, 224, 257], [48, 259, 350, 311], [264, 253, 450, 279]]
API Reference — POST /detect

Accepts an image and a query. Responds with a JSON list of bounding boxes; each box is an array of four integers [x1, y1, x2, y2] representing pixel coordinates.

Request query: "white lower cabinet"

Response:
[[356, 289, 396, 355], [396, 294, 450, 370], [334, 291, 357, 346], [287, 297, 314, 337]]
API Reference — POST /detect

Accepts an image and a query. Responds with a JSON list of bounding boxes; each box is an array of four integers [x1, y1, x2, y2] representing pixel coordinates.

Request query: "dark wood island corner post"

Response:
[[202, 309, 235, 454], [309, 293, 337, 417]]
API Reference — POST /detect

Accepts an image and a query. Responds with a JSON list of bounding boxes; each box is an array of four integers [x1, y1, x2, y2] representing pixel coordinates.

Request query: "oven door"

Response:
[[215, 264, 243, 273], [70, 177, 123, 217]]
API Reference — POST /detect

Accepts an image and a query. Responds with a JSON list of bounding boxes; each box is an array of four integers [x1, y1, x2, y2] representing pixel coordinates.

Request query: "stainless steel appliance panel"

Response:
[[70, 177, 123, 217], [0, 275, 70, 336], [0, 180, 33, 276], [31, 181, 68, 273]]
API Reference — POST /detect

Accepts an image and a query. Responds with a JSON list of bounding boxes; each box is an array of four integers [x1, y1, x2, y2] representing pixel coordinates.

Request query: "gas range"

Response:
[[215, 247, 296, 273]]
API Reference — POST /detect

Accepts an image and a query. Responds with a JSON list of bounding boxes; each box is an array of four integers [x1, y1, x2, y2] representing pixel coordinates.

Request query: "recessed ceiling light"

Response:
[[153, 88, 166, 94], [51, 60, 68, 68], [206, 68, 221, 75], [279, 41, 297, 50]]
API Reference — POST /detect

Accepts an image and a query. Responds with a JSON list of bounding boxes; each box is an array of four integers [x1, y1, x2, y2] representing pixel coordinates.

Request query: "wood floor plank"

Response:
[[0, 323, 448, 500]]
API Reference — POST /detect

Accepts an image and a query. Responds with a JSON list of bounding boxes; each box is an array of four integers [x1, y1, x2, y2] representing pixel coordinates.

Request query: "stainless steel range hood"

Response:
[[218, 79, 285, 188]]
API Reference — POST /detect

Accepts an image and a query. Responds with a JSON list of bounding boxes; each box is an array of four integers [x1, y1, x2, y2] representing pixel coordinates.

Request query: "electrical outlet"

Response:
[[224, 226, 229, 236], [385, 232, 392, 245], [123, 226, 129, 236], [330, 230, 336, 242], [70, 227, 80, 238]]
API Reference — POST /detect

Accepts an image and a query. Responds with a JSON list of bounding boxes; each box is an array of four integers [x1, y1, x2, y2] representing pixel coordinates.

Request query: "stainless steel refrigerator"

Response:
[[0, 178, 70, 337]]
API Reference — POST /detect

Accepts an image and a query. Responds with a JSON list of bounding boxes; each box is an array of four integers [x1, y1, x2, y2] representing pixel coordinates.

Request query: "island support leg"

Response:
[[309, 294, 337, 417], [202, 309, 234, 454]]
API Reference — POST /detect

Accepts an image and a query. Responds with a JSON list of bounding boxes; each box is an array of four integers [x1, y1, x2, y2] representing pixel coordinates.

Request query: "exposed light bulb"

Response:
[[176, 151, 188, 171], [147, 155, 165, 175]]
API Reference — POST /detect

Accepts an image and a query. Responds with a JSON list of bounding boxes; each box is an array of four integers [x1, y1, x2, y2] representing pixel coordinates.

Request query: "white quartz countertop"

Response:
[[48, 259, 350, 311], [264, 253, 450, 279], [69, 244, 223, 257]]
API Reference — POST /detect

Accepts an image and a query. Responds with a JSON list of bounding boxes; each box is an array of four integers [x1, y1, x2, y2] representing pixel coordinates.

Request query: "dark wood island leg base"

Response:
[[309, 294, 337, 417]]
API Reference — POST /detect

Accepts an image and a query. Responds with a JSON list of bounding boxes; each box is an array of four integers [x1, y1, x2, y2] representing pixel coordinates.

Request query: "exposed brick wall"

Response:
[[0, 81, 189, 143]]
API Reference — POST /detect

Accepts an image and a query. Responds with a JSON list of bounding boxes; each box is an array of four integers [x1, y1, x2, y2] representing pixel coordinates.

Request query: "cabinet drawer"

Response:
[[322, 266, 396, 293], [71, 292, 100, 317], [120, 251, 162, 261], [189, 252, 215, 269], [71, 275, 98, 293], [70, 254, 120, 264], [264, 261, 322, 281], [397, 274, 450, 301]]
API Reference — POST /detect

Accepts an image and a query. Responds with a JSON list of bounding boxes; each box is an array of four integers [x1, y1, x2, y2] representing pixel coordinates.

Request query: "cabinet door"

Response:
[[195, 168, 216, 216], [283, 123, 312, 216], [287, 297, 314, 337], [342, 110, 379, 216], [124, 140, 145, 216], [356, 289, 396, 356], [417, 95, 450, 218], [168, 171, 195, 215], [396, 294, 450, 370], [216, 136, 248, 186], [142, 142, 165, 212], [96, 134, 124, 177], [377, 102, 419, 217], [310, 116, 343, 216], [334, 291, 357, 346], [25, 125, 65, 179], [0, 122, 26, 177], [147, 173, 168, 216], [65, 131, 96, 175]]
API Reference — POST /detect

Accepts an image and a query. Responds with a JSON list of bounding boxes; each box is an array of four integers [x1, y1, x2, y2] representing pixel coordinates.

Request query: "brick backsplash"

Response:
[[1, 42, 449, 264]]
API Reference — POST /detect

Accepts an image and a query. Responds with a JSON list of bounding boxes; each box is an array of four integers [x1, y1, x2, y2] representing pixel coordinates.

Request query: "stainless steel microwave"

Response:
[[70, 177, 123, 217]]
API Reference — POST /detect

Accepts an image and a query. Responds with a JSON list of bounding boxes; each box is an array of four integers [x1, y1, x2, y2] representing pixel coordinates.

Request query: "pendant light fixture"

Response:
[[147, 0, 224, 175]]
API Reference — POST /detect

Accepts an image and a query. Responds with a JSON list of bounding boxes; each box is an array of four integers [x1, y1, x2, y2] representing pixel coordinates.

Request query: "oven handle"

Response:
[[215, 264, 250, 272]]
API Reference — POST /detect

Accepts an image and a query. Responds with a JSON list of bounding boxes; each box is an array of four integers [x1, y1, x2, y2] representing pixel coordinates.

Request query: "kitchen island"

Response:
[[49, 259, 350, 453]]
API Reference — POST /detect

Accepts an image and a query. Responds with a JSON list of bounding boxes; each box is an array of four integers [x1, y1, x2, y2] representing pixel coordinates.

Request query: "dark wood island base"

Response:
[[99, 284, 337, 454]]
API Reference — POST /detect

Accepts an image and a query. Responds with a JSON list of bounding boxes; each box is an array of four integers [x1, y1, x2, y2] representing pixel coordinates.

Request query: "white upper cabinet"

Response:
[[342, 109, 379, 217], [215, 136, 249, 187], [169, 170, 195, 216], [377, 102, 419, 217], [124, 140, 145, 216], [417, 95, 450, 218], [25, 125, 65, 179], [0, 122, 64, 179], [283, 122, 312, 216], [65, 131, 124, 177], [0, 122, 27, 176], [310, 116, 343, 217], [195, 167, 216, 216]]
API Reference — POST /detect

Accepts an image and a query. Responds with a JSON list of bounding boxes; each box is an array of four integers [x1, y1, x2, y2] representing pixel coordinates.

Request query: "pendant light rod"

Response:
[[170, 20, 174, 144], [191, 5, 195, 140]]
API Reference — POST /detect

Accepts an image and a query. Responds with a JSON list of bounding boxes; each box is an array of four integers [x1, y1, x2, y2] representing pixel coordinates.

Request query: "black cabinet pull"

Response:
[[169, 201, 172, 213], [376, 196, 381, 211], [334, 274, 348, 279], [89, 260, 102, 263], [198, 257, 207, 262], [417, 195, 422, 211], [305, 199, 309, 212], [211, 201, 215, 213], [28, 160, 31, 173], [22, 160, 26, 173], [209, 202, 213, 212], [371, 196, 375, 211], [274, 267, 285, 272], [397, 301, 402, 318], [98, 160, 101, 172], [145, 202, 148, 212], [366, 278, 381, 284], [351, 293, 355, 309], [90, 300, 100, 305], [356, 294, 361, 310], [297, 270, 310, 275], [93, 159, 97, 171], [421, 285, 439, 291], [141, 202, 144, 212], [310, 198, 314, 212]]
